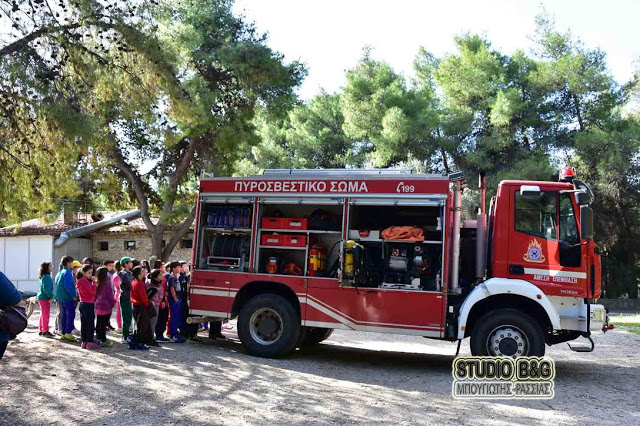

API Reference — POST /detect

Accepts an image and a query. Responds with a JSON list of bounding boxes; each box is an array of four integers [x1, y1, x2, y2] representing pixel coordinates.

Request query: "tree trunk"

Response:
[[440, 147, 450, 174], [150, 228, 165, 260], [571, 92, 585, 131], [160, 206, 198, 262]]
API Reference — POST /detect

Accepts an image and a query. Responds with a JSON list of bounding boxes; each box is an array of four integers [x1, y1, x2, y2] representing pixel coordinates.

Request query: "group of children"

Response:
[[36, 255, 226, 350]]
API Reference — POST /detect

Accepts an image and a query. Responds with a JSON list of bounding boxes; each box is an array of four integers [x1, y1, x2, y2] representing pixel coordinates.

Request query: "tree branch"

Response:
[[112, 144, 156, 233], [162, 204, 197, 261], [0, 22, 83, 57], [159, 136, 200, 221]]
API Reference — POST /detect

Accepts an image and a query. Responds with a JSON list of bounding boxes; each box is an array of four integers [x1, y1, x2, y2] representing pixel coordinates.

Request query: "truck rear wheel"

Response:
[[237, 294, 300, 358], [470, 309, 545, 357], [300, 327, 333, 346]]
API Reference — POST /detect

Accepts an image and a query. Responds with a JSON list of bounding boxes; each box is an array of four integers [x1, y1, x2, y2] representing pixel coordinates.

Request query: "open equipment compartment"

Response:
[[345, 198, 445, 291], [196, 196, 254, 271], [255, 197, 344, 277]]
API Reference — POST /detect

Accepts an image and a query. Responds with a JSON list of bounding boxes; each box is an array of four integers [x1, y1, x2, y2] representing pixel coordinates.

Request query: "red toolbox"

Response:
[[284, 218, 308, 230], [284, 234, 307, 247], [261, 233, 284, 246], [261, 217, 285, 229]]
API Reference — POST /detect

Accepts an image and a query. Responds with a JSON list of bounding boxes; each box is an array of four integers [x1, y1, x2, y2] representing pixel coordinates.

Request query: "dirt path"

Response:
[[1, 310, 639, 425]]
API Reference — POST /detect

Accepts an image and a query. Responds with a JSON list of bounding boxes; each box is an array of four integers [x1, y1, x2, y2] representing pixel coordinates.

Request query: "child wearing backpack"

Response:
[[146, 269, 164, 345]]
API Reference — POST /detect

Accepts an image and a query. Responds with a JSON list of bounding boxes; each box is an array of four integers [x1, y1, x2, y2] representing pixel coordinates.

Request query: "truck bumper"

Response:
[[589, 304, 608, 332]]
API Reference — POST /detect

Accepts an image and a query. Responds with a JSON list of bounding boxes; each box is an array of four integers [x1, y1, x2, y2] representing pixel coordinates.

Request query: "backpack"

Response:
[[0, 305, 28, 339], [308, 209, 340, 231]]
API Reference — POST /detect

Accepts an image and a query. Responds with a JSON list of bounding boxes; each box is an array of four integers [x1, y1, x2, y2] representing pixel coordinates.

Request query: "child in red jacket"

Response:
[[130, 266, 153, 349], [76, 264, 100, 350]]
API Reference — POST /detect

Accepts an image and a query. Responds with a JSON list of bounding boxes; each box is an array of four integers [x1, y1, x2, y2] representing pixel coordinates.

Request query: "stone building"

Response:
[[90, 216, 194, 265], [0, 210, 194, 292]]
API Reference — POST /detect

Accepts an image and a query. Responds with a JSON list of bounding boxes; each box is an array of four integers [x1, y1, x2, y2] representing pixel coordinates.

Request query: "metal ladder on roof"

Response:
[[260, 168, 413, 176]]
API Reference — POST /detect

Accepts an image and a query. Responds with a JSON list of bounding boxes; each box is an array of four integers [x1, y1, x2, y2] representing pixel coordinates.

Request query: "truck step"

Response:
[[559, 315, 586, 322], [567, 335, 594, 352]]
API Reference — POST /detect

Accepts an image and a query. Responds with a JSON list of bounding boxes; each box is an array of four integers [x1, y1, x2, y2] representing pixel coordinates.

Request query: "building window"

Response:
[[180, 239, 193, 249], [125, 240, 136, 250], [99, 241, 109, 251]]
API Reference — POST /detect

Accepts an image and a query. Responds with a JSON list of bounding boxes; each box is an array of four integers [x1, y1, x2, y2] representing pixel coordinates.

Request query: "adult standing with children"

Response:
[[0, 270, 23, 360]]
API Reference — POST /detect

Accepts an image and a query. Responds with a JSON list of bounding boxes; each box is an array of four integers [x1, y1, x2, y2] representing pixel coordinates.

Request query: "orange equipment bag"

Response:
[[381, 226, 425, 241]]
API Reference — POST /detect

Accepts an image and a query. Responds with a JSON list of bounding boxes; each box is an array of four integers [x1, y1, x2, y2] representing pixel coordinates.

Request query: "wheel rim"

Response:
[[487, 325, 529, 357], [249, 308, 283, 346]]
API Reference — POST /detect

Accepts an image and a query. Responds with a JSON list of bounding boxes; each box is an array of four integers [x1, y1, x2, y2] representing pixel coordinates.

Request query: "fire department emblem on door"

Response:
[[523, 239, 545, 263]]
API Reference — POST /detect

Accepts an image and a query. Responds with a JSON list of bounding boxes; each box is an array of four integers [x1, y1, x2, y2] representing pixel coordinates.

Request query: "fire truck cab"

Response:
[[189, 168, 608, 358]]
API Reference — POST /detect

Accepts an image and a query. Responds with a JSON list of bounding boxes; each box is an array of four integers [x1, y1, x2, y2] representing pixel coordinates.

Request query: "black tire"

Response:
[[237, 294, 300, 358], [300, 327, 334, 346], [470, 308, 545, 357]]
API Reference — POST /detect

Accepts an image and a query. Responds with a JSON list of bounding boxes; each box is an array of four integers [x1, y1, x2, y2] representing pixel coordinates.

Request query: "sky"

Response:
[[233, 0, 640, 100]]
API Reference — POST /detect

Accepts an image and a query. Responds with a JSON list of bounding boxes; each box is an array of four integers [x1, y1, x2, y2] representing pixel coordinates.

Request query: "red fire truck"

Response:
[[188, 168, 609, 358]]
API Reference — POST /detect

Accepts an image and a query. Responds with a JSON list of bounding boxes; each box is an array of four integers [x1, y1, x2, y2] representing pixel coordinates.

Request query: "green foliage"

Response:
[[2, 3, 639, 291], [243, 91, 359, 171], [0, 0, 304, 260], [341, 50, 440, 167], [240, 13, 640, 297]]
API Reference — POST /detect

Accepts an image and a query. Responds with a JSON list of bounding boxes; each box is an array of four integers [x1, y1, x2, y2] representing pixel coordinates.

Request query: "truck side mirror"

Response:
[[580, 205, 594, 240], [575, 190, 591, 205], [520, 185, 542, 200]]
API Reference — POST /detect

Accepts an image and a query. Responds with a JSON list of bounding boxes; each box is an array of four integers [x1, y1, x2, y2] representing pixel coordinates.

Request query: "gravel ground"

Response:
[[1, 307, 639, 426]]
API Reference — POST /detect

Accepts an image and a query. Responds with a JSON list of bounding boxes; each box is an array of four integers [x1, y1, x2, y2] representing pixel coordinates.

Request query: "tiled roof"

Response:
[[0, 211, 194, 237], [94, 215, 195, 234], [0, 214, 87, 237]]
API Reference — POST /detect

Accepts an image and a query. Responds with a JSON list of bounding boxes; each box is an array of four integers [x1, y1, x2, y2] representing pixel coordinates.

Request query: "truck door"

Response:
[[348, 198, 446, 337], [507, 188, 588, 298]]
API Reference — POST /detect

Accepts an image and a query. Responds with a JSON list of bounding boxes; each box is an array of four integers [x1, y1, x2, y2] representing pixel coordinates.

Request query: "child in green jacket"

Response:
[[36, 262, 54, 337]]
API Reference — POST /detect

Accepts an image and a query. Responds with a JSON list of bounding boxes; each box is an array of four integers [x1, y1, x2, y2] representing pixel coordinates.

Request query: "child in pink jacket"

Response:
[[113, 262, 123, 332], [94, 267, 116, 347]]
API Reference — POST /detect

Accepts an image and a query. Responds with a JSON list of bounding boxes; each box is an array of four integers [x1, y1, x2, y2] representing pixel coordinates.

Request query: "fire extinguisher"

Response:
[[266, 256, 279, 274], [309, 246, 320, 276], [308, 243, 326, 277]]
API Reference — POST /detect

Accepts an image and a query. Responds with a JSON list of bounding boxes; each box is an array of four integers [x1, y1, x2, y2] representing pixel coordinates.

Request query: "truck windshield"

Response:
[[514, 191, 557, 240]]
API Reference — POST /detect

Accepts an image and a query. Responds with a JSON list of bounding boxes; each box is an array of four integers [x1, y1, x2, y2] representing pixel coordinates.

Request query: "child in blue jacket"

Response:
[[54, 256, 77, 342]]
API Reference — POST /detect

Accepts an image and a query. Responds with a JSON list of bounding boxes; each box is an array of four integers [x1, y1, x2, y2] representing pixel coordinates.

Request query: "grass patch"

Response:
[[609, 314, 640, 335]]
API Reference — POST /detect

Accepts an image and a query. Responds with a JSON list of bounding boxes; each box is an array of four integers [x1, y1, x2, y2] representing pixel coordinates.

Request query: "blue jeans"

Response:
[[169, 299, 183, 338], [61, 300, 76, 335]]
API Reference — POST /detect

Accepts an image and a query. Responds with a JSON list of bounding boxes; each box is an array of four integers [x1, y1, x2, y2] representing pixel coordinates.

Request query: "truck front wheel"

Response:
[[238, 294, 301, 358], [470, 309, 545, 357]]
